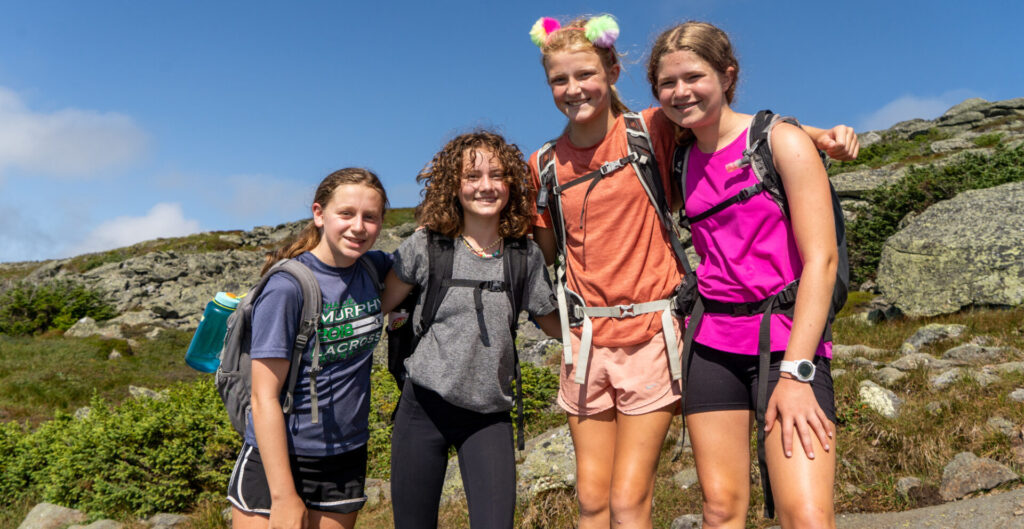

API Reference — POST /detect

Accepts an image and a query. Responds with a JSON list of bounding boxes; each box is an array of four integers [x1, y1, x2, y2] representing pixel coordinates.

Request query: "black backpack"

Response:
[[671, 109, 849, 518], [385, 230, 532, 449]]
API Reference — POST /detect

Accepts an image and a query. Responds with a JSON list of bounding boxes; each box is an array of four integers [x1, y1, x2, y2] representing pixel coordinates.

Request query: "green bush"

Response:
[[0, 378, 239, 518], [848, 144, 1024, 285], [0, 279, 117, 336], [973, 133, 1004, 148]]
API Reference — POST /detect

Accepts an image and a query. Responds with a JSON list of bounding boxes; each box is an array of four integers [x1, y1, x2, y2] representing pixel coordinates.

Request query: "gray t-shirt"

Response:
[[393, 230, 556, 413]]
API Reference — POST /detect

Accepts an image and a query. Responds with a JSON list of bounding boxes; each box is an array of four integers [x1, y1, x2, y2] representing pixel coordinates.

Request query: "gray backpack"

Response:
[[215, 256, 381, 436]]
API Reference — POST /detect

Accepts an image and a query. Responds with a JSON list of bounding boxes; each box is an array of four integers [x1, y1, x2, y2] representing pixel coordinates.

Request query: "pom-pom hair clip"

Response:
[[529, 14, 620, 48]]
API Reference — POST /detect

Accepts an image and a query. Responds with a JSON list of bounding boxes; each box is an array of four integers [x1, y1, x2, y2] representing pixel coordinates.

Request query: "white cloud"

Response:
[[69, 202, 200, 255], [0, 86, 148, 178], [0, 202, 58, 263], [858, 90, 977, 132]]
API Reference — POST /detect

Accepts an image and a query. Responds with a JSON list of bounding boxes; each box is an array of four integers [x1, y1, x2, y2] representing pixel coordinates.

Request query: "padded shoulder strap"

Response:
[[622, 111, 693, 277], [535, 140, 559, 217], [420, 230, 456, 334], [263, 259, 323, 416], [502, 237, 530, 329]]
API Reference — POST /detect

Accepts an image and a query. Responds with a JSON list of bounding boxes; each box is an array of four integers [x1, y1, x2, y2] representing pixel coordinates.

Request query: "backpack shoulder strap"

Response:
[[622, 111, 694, 277], [356, 254, 383, 294], [747, 109, 800, 218], [268, 259, 323, 420], [502, 237, 530, 328], [535, 139, 559, 217], [419, 230, 456, 333]]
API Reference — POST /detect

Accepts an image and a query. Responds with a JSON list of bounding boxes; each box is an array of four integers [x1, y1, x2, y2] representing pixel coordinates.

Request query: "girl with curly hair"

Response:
[[380, 130, 561, 528]]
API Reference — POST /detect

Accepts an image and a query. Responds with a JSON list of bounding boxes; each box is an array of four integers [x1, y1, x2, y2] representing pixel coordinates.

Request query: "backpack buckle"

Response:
[[480, 280, 507, 292], [615, 304, 636, 318]]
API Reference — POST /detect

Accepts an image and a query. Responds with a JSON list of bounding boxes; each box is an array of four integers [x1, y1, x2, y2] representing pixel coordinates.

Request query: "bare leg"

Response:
[[607, 403, 675, 528], [568, 409, 616, 529], [765, 420, 837, 529], [687, 410, 755, 529]]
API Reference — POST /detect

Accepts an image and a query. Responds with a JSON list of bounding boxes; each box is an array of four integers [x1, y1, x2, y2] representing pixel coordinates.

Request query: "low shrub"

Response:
[[829, 128, 949, 175], [0, 280, 117, 336]]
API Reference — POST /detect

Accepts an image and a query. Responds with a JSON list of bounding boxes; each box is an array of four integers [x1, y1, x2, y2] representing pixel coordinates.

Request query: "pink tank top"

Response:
[[684, 129, 831, 358]]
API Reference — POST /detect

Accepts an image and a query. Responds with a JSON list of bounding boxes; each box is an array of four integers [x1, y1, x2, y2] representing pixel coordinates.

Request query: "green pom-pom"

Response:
[[584, 14, 620, 48]]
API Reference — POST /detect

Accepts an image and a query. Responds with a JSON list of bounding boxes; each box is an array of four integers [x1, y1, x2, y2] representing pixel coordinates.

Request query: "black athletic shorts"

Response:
[[227, 443, 368, 515], [683, 342, 837, 423]]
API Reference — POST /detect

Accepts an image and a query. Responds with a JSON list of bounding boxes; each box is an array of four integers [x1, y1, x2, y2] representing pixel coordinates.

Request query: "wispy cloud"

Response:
[[858, 90, 978, 132], [0, 202, 58, 263], [68, 203, 200, 256], [0, 86, 148, 178]]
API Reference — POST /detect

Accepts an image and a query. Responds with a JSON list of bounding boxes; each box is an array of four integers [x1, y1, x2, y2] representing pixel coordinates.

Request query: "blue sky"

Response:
[[1, 0, 1021, 263]]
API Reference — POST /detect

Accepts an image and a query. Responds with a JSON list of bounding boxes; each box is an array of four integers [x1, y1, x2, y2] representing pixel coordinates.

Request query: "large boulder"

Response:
[[877, 181, 1024, 317]]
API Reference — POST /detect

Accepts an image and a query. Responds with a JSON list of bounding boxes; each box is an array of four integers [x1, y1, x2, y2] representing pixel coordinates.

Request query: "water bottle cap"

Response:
[[214, 291, 240, 310]]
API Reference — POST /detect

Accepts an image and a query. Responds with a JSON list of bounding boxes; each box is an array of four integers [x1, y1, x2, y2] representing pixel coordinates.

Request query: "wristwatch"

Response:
[[779, 359, 816, 382]]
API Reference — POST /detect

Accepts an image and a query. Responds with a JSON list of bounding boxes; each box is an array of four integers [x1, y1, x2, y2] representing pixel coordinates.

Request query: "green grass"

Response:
[[0, 329, 202, 425], [830, 128, 950, 176], [384, 207, 416, 229], [974, 133, 1004, 148]]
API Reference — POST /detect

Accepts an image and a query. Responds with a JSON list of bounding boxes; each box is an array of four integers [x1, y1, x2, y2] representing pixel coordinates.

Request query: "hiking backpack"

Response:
[[215, 255, 382, 437], [670, 109, 849, 517], [535, 111, 696, 385], [385, 230, 531, 449]]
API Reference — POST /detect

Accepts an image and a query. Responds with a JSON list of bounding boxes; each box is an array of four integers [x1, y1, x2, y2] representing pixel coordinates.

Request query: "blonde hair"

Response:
[[261, 168, 388, 276], [539, 17, 629, 117], [415, 131, 536, 239], [647, 21, 740, 144]]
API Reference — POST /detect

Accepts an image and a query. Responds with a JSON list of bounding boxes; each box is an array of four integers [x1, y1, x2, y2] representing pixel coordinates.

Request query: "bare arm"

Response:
[[801, 124, 860, 161], [381, 269, 415, 314], [251, 358, 308, 529], [763, 122, 839, 459], [534, 310, 562, 340], [533, 226, 557, 267]]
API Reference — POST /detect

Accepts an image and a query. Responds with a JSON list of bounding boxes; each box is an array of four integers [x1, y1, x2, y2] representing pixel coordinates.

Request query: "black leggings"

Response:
[[390, 381, 516, 529]]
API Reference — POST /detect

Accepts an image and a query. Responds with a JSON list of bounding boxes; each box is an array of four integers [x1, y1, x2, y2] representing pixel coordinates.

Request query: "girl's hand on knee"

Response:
[[269, 494, 308, 529], [764, 378, 833, 459]]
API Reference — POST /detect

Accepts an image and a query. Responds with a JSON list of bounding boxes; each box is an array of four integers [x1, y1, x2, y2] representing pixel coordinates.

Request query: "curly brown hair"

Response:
[[415, 131, 536, 238]]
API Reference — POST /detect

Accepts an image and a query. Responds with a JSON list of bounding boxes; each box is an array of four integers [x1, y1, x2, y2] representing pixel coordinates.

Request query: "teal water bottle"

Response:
[[185, 292, 240, 372]]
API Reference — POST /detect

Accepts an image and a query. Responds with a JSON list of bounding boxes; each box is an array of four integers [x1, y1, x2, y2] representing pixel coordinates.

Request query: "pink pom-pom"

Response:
[[542, 17, 561, 35]]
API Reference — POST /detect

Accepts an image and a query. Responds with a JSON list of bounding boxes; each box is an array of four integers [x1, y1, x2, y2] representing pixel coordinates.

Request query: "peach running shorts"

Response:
[[558, 318, 683, 416]]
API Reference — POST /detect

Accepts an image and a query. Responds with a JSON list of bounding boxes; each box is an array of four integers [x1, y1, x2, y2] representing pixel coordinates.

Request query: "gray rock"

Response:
[[516, 424, 577, 503], [74, 407, 91, 420], [938, 110, 987, 127], [930, 368, 964, 390], [831, 368, 847, 378], [146, 514, 187, 529], [970, 368, 1001, 387], [877, 182, 1024, 317], [943, 98, 990, 117], [930, 137, 975, 154], [847, 357, 882, 369], [519, 338, 559, 369], [128, 385, 166, 400], [859, 380, 903, 419], [108, 350, 122, 360], [939, 451, 1018, 501], [987, 416, 1017, 439], [889, 118, 933, 138], [673, 467, 699, 489], [890, 353, 953, 372], [1010, 388, 1024, 403], [895, 476, 923, 500], [832, 344, 886, 359], [899, 324, 967, 355], [995, 362, 1024, 375], [831, 166, 906, 198], [858, 131, 883, 148], [364, 478, 389, 509], [670, 514, 703, 529], [943, 344, 1008, 365], [68, 521, 121, 529], [874, 367, 908, 386], [17, 503, 86, 529]]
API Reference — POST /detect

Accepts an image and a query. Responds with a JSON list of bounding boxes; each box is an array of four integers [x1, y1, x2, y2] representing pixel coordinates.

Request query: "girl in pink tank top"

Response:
[[649, 21, 854, 529]]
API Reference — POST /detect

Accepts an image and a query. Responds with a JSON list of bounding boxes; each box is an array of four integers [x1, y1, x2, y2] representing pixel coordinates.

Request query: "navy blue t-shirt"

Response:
[[243, 250, 392, 456]]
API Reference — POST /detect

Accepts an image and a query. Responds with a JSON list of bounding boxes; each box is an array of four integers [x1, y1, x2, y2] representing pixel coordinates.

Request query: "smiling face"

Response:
[[656, 49, 734, 131], [311, 183, 384, 267], [545, 49, 620, 129], [458, 147, 509, 223]]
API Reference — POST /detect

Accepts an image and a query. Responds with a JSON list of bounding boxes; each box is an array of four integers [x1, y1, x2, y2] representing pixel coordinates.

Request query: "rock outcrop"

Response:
[[876, 181, 1024, 317]]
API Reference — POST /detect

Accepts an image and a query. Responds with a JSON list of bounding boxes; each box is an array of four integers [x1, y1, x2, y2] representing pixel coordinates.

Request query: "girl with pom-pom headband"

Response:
[[529, 14, 619, 48]]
